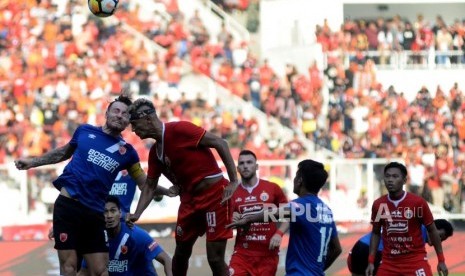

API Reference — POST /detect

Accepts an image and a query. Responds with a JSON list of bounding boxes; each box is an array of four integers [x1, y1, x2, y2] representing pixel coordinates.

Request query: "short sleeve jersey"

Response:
[[108, 224, 163, 276], [109, 171, 137, 216], [231, 179, 288, 256], [53, 124, 139, 212], [370, 192, 434, 262], [286, 195, 338, 276], [147, 122, 222, 194]]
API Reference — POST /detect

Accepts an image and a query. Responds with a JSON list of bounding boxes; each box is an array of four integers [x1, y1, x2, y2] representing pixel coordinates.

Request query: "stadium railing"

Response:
[[323, 49, 465, 70]]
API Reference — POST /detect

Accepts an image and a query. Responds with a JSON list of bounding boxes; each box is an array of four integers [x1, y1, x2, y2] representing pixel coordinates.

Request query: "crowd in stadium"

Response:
[[317, 14, 465, 66], [0, 0, 464, 214]]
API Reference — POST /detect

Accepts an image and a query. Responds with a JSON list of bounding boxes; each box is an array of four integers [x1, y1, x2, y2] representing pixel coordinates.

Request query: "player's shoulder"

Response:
[[258, 178, 280, 190], [405, 192, 428, 204], [168, 120, 193, 129], [373, 195, 389, 205], [130, 225, 151, 240], [77, 123, 97, 132]]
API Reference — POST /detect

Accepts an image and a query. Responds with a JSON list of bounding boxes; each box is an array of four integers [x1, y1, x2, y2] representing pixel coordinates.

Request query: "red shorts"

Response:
[[176, 178, 233, 242], [377, 258, 432, 276], [229, 252, 279, 276]]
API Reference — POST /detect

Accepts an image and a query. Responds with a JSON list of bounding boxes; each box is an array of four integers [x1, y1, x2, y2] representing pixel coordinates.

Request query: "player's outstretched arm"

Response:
[[155, 251, 173, 276], [15, 143, 75, 170], [199, 131, 239, 204], [426, 223, 448, 276], [324, 236, 342, 271], [128, 177, 159, 225]]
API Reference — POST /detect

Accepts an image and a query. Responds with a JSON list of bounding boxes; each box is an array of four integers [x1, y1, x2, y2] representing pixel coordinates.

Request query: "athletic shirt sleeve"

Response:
[[147, 145, 162, 179], [274, 183, 288, 204], [419, 198, 434, 227], [69, 125, 82, 147], [137, 228, 164, 261], [370, 199, 382, 227]]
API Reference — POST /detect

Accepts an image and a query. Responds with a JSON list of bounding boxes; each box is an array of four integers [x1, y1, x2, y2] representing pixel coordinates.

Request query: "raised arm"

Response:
[[426, 222, 448, 276], [198, 131, 239, 203], [15, 143, 76, 170], [127, 177, 158, 224], [133, 165, 179, 201]]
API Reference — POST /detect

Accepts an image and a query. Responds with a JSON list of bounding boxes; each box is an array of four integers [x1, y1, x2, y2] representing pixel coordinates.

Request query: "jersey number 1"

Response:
[[317, 226, 332, 262]]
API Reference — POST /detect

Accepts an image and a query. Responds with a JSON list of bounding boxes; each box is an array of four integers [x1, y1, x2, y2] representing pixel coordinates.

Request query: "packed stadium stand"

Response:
[[0, 0, 464, 236]]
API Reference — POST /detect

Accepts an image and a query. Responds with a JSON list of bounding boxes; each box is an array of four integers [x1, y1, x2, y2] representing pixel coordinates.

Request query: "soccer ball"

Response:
[[88, 0, 119, 17]]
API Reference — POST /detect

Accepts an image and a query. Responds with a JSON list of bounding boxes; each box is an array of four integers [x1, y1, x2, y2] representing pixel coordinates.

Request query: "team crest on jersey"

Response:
[[260, 191, 269, 201], [229, 267, 235, 275], [404, 208, 413, 219], [59, 233, 68, 242], [119, 145, 127, 155], [121, 245, 128, 254]]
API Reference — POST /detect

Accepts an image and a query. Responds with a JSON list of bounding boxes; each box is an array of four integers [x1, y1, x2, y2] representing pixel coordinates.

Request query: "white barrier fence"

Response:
[[1, 157, 463, 231]]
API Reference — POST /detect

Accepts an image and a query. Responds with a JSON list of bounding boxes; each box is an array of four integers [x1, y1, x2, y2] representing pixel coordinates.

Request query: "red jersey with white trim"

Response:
[[370, 192, 434, 263], [231, 179, 288, 256], [147, 121, 223, 197]]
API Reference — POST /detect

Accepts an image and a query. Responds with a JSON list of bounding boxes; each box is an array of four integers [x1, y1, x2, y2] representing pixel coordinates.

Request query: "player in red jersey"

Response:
[[127, 98, 239, 276], [366, 162, 448, 276], [229, 150, 289, 276]]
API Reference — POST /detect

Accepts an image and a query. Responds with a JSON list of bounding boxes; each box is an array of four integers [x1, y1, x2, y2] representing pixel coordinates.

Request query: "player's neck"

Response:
[[108, 224, 122, 238], [388, 190, 405, 200], [102, 124, 122, 137], [241, 176, 258, 187], [151, 121, 164, 141]]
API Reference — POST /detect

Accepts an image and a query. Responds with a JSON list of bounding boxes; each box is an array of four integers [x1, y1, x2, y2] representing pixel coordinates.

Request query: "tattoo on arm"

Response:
[[31, 144, 75, 167]]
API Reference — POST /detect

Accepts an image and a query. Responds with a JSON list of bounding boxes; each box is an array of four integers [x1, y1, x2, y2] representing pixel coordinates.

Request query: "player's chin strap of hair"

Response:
[[130, 108, 155, 121]]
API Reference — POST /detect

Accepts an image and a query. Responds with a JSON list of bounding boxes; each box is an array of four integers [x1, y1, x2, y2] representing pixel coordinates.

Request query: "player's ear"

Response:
[[255, 163, 259, 171]]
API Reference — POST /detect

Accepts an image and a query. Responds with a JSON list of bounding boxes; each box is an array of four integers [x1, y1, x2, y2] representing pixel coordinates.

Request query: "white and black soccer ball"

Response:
[[88, 0, 119, 18]]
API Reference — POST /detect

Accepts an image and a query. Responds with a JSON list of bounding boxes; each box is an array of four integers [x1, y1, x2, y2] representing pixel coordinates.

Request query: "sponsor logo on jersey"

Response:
[[88, 134, 96, 139], [391, 210, 402, 218], [245, 195, 257, 202], [110, 182, 128, 196], [245, 234, 266, 241], [235, 197, 242, 203], [87, 149, 120, 172], [108, 260, 128, 273], [240, 204, 263, 214], [386, 220, 408, 234]]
